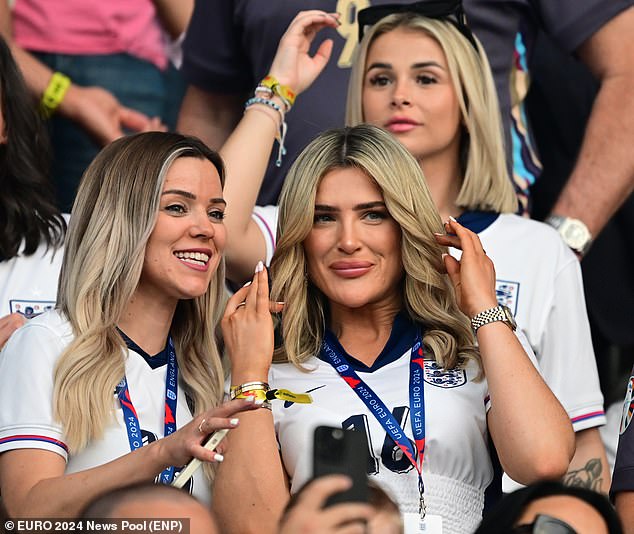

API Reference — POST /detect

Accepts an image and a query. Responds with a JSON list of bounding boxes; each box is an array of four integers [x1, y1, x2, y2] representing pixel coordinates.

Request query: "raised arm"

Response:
[[214, 264, 288, 534], [0, 400, 257, 517], [549, 6, 634, 246], [218, 11, 339, 284], [437, 218, 575, 484]]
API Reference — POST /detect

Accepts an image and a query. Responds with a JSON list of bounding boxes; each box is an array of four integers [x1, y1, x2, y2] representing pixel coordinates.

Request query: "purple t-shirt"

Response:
[[181, 0, 633, 205], [612, 366, 634, 495]]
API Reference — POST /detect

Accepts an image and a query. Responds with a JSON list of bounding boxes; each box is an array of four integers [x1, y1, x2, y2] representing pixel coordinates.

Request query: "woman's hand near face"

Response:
[[221, 262, 283, 383], [269, 10, 340, 94], [434, 217, 498, 318]]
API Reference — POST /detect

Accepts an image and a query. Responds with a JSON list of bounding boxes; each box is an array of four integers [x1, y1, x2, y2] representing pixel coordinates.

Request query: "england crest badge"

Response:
[[619, 371, 634, 434], [495, 280, 520, 315], [423, 361, 467, 388]]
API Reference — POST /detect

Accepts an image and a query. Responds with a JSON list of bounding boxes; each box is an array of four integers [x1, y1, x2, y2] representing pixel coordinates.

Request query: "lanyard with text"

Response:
[[321, 333, 427, 518], [116, 336, 178, 484]]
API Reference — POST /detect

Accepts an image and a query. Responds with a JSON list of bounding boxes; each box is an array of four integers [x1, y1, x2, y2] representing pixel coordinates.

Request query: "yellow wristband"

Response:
[[234, 389, 268, 401], [260, 75, 296, 110], [40, 72, 71, 118]]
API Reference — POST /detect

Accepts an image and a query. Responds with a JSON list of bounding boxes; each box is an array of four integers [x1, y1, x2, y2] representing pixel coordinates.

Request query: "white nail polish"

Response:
[[243, 280, 252, 287], [449, 215, 457, 222], [255, 260, 264, 273], [229, 418, 239, 426], [215, 453, 224, 462], [254, 398, 265, 406], [244, 396, 255, 403]]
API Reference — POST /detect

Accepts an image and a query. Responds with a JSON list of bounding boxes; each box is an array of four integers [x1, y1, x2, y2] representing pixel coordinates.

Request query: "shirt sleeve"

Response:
[[611, 368, 634, 495], [252, 205, 279, 266], [181, 0, 254, 92], [0, 322, 69, 460], [536, 0, 634, 52], [539, 256, 605, 431]]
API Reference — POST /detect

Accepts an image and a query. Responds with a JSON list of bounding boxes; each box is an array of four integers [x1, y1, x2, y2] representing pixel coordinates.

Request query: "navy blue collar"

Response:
[[118, 329, 168, 370], [320, 311, 419, 372], [457, 211, 499, 234]]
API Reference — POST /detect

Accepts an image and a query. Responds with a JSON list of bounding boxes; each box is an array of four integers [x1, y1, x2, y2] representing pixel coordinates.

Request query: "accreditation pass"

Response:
[[404, 513, 443, 533]]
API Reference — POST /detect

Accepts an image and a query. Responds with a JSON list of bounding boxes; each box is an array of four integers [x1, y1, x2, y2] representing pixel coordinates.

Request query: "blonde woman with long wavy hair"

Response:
[[215, 124, 573, 534], [218, 3, 609, 504], [0, 132, 261, 517]]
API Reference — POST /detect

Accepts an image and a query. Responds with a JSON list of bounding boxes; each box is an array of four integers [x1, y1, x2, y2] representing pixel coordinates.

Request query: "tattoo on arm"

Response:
[[563, 458, 603, 491]]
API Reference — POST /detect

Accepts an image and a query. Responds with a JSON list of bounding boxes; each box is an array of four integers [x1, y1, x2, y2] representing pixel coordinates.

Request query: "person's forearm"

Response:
[[616, 492, 634, 534], [563, 427, 611, 494], [2, 442, 169, 518], [551, 74, 634, 238], [151, 0, 194, 39], [482, 324, 575, 484], [551, 7, 634, 241], [176, 86, 245, 150], [212, 410, 288, 534], [221, 100, 282, 281]]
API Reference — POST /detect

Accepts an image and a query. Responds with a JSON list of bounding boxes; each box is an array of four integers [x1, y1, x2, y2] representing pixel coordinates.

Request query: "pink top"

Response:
[[12, 0, 168, 70]]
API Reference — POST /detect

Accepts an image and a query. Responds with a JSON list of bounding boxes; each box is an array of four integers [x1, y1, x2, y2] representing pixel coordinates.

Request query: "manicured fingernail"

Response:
[[442, 253, 448, 259], [255, 260, 264, 273], [449, 215, 457, 222], [254, 398, 265, 406], [229, 418, 239, 426], [243, 280, 252, 287], [244, 396, 256, 403], [214, 453, 224, 462], [276, 301, 285, 305], [434, 232, 443, 236]]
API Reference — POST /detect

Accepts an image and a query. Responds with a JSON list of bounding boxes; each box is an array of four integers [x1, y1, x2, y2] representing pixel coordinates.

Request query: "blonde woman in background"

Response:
[[345, 5, 607, 493], [0, 132, 261, 517]]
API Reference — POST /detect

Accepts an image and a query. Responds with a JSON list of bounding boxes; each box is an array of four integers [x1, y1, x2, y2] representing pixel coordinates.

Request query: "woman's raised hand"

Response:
[[269, 10, 341, 95], [221, 261, 283, 383], [434, 217, 498, 319]]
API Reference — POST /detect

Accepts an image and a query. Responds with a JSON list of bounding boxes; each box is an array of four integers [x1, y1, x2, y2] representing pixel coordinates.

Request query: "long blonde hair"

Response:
[[56, 132, 227, 452], [346, 13, 517, 213], [270, 125, 479, 371]]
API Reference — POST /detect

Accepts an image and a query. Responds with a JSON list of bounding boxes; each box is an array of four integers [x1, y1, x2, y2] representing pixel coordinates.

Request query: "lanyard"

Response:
[[116, 336, 178, 484], [321, 332, 427, 517]]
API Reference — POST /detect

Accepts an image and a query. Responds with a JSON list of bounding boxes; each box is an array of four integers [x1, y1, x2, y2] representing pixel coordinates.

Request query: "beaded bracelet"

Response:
[[40, 72, 71, 118], [260, 75, 296, 111], [245, 97, 287, 167]]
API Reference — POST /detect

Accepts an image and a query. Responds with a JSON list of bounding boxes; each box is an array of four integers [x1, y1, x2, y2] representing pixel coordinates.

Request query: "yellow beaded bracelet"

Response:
[[40, 72, 71, 118]]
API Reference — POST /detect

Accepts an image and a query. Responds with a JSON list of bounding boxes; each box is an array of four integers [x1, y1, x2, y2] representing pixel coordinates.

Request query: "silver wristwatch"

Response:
[[470, 305, 517, 334], [545, 215, 592, 256]]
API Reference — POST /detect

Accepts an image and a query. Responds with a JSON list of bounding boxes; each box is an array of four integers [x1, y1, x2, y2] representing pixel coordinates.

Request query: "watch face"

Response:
[[562, 220, 591, 250]]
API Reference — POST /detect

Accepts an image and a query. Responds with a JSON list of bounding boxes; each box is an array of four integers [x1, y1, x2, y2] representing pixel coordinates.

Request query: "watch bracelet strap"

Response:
[[471, 306, 507, 333]]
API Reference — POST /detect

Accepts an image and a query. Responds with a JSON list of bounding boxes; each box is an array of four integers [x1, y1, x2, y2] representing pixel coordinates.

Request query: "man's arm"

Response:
[[550, 6, 634, 242], [176, 86, 245, 150], [616, 491, 634, 534], [151, 0, 194, 39], [563, 427, 611, 494]]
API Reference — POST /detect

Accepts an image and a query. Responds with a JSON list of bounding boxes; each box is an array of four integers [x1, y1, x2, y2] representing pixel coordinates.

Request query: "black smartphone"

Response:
[[312, 425, 369, 506]]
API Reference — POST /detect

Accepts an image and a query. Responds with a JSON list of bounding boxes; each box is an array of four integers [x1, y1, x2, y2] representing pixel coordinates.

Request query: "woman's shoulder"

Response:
[[1, 309, 73, 366]]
